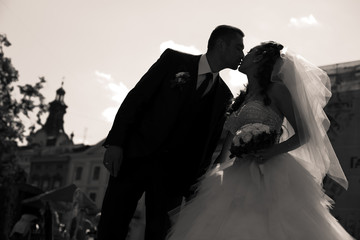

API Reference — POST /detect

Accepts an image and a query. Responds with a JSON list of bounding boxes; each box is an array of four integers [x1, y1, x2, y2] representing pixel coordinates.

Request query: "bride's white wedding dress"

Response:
[[168, 100, 355, 240]]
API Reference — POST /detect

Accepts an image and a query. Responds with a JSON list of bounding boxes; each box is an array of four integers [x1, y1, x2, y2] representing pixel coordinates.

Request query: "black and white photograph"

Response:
[[0, 0, 359, 239]]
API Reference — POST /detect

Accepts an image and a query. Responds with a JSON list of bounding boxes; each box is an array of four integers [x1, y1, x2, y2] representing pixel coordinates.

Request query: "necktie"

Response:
[[197, 72, 213, 97]]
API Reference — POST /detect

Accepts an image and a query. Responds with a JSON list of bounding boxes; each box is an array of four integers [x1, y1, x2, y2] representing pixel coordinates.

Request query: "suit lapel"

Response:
[[177, 54, 201, 103], [208, 77, 229, 131], [188, 55, 201, 91]]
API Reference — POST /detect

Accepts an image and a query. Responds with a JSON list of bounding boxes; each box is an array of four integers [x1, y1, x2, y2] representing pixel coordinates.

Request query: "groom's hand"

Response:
[[103, 145, 123, 177]]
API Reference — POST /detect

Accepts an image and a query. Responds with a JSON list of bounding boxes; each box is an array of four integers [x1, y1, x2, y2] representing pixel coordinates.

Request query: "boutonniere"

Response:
[[170, 71, 191, 90]]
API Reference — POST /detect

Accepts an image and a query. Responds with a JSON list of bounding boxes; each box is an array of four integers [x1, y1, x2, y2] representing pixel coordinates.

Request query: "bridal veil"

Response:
[[271, 48, 348, 189]]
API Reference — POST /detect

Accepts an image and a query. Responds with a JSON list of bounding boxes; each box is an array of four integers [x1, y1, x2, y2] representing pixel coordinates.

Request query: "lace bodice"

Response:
[[224, 100, 283, 135]]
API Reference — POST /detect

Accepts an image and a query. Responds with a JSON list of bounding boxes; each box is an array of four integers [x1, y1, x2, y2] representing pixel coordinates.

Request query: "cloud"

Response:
[[107, 81, 129, 104], [102, 107, 118, 123], [95, 70, 129, 103], [95, 70, 112, 82], [95, 70, 129, 122], [102, 81, 129, 122], [288, 14, 320, 28], [101, 82, 128, 121], [160, 40, 202, 54]]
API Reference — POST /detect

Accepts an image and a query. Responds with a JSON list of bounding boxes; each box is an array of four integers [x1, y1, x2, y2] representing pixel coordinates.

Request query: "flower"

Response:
[[230, 123, 277, 158], [170, 71, 190, 89]]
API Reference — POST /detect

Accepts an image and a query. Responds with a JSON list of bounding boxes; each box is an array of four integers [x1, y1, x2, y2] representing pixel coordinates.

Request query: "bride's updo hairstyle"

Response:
[[226, 41, 283, 116]]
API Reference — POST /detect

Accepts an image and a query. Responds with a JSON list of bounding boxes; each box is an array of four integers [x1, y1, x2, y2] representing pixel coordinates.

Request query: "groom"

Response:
[[97, 25, 245, 240]]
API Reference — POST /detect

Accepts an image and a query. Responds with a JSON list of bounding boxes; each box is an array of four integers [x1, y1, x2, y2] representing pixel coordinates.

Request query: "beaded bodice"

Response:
[[224, 100, 283, 135]]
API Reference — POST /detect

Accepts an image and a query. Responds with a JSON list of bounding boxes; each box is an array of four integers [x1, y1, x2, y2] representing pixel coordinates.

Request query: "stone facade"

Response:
[[321, 60, 360, 238]]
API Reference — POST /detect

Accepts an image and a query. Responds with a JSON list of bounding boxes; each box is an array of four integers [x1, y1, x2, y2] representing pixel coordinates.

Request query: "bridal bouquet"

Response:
[[230, 123, 277, 158]]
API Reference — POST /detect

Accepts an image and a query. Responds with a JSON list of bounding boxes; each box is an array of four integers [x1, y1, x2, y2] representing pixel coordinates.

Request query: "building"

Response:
[[17, 83, 109, 212], [321, 60, 360, 238], [66, 139, 107, 207], [18, 84, 93, 193]]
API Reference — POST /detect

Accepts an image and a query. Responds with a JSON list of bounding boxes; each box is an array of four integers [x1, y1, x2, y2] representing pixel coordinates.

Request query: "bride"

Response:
[[167, 41, 355, 240]]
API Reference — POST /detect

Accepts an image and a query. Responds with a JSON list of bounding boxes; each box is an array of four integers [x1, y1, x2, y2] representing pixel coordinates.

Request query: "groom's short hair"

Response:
[[207, 25, 244, 50]]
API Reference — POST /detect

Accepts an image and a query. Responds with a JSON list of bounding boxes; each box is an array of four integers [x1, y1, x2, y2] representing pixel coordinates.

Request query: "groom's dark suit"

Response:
[[98, 48, 233, 240]]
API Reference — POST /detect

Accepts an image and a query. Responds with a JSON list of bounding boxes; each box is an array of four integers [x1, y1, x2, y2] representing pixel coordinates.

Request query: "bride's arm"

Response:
[[214, 131, 235, 164], [260, 83, 303, 160]]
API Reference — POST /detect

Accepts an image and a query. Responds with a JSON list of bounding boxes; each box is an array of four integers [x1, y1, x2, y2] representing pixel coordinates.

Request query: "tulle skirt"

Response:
[[167, 154, 355, 240]]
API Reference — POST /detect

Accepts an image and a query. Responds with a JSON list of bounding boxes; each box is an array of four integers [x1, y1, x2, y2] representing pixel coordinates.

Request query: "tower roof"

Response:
[[56, 80, 65, 97], [56, 87, 65, 96]]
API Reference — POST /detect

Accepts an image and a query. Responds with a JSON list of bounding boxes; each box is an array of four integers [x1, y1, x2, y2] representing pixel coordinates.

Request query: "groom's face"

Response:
[[222, 34, 244, 70]]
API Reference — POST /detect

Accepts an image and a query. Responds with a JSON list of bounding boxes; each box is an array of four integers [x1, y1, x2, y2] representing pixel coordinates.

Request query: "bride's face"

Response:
[[238, 47, 261, 74]]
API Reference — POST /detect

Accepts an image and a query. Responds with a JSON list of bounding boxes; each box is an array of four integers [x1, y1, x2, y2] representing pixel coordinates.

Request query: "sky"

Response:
[[1, 0, 359, 146]]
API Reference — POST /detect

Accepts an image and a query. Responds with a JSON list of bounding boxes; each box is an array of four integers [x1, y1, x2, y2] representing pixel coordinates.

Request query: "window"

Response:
[[75, 167, 83, 181], [32, 180, 39, 187], [93, 166, 100, 180], [42, 180, 49, 190], [31, 175, 40, 187], [89, 192, 97, 202], [53, 179, 61, 188], [53, 174, 62, 189]]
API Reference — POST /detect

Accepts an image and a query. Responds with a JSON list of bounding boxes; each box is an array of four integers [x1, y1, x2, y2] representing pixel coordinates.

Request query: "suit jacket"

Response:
[[104, 48, 233, 183]]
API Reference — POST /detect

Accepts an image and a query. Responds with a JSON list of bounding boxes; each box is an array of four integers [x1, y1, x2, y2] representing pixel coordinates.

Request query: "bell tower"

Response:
[[43, 82, 67, 139], [28, 81, 73, 147]]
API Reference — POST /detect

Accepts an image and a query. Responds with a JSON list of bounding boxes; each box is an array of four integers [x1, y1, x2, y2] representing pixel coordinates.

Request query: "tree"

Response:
[[0, 34, 47, 184], [0, 33, 47, 240]]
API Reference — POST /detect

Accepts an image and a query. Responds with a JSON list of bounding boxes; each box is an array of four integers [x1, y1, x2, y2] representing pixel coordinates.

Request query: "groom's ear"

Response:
[[217, 39, 227, 50]]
